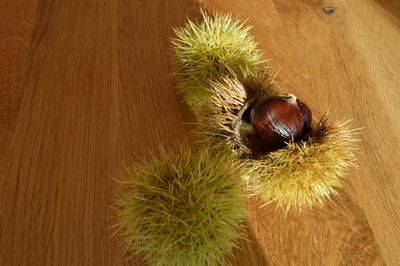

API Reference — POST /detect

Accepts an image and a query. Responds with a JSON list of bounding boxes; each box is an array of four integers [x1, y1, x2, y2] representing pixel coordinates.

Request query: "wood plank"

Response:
[[1, 0, 120, 265], [0, 0, 38, 178], [0, 0, 201, 265], [0, 1, 39, 265], [116, 0, 200, 161], [0, 0, 38, 149], [202, 0, 399, 265], [271, 1, 400, 264]]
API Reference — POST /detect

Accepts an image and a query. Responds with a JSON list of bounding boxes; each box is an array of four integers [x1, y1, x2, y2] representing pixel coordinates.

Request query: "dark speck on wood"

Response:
[[323, 7, 337, 14]]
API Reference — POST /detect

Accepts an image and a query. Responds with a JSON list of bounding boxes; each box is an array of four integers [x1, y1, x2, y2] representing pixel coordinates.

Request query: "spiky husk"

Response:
[[244, 119, 359, 211], [171, 11, 263, 114], [115, 147, 248, 266], [198, 71, 280, 154], [197, 75, 359, 211]]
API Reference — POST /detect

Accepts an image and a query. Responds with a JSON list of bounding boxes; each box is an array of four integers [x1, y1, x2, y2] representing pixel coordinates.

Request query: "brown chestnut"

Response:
[[241, 94, 312, 153], [297, 98, 312, 133]]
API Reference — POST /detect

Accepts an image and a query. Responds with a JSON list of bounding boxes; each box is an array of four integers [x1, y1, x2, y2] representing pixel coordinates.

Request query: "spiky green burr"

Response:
[[244, 118, 359, 211], [171, 12, 263, 114], [197, 74, 359, 211], [115, 147, 248, 266]]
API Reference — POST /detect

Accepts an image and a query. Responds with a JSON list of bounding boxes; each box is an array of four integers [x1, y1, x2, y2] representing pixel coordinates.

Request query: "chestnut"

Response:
[[297, 98, 312, 133], [241, 94, 312, 153]]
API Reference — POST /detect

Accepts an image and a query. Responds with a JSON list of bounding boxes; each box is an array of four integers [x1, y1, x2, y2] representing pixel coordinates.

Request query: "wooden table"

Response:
[[1, 0, 399, 265]]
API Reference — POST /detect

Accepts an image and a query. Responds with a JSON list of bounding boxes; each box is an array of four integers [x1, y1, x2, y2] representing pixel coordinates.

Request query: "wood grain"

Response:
[[1, 0, 399, 265], [0, 0, 38, 184], [0, 0, 39, 264]]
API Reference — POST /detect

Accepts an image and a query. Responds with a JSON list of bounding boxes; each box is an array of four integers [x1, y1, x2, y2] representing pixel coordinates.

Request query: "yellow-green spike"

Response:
[[171, 11, 263, 114], [114, 146, 248, 266]]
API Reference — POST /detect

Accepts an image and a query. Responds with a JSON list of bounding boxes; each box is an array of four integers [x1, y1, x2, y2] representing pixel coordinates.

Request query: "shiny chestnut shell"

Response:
[[249, 96, 304, 152], [243, 94, 312, 153], [297, 99, 312, 133]]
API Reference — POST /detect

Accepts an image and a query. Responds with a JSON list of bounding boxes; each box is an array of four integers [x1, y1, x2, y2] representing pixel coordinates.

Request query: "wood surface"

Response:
[[0, 0, 399, 265]]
